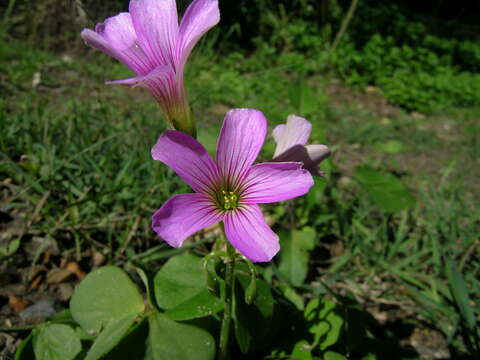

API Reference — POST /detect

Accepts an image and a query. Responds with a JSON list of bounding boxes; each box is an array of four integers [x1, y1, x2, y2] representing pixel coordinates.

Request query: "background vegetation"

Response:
[[1, 0, 479, 359]]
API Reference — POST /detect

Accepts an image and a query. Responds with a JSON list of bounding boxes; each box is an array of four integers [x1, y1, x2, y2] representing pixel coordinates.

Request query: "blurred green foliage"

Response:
[[3, 0, 480, 113]]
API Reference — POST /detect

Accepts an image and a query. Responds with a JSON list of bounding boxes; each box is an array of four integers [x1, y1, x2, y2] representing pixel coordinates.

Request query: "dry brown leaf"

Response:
[[8, 295, 28, 313]]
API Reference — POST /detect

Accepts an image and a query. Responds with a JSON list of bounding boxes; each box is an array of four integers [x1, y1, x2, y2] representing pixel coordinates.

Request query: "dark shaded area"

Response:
[[2, 0, 480, 51]]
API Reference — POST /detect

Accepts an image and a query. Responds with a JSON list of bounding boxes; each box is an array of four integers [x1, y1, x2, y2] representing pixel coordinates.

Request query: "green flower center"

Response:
[[218, 189, 239, 211]]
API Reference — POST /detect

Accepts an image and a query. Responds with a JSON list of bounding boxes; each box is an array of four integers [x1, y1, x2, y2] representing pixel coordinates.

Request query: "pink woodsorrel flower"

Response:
[[273, 115, 331, 176], [80, 0, 220, 137], [151, 109, 314, 262]]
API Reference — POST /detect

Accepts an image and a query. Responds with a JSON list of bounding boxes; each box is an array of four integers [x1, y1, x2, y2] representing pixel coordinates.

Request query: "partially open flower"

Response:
[[81, 0, 220, 137], [151, 109, 314, 262], [272, 115, 330, 176]]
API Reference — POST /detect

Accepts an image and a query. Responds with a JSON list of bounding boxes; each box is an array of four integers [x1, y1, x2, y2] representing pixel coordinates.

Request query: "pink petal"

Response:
[[273, 115, 312, 157], [216, 109, 267, 190], [106, 65, 179, 106], [224, 204, 279, 262], [178, 0, 220, 65], [305, 144, 330, 164], [151, 130, 221, 194], [272, 124, 285, 143], [129, 0, 179, 68], [152, 193, 222, 247], [81, 13, 152, 75], [242, 162, 313, 203]]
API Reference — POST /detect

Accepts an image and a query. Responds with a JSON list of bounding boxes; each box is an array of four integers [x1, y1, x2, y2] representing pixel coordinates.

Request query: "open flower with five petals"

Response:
[[151, 109, 314, 262], [81, 0, 220, 137]]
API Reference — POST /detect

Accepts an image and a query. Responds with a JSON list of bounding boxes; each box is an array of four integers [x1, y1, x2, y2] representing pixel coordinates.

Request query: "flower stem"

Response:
[[218, 241, 236, 360]]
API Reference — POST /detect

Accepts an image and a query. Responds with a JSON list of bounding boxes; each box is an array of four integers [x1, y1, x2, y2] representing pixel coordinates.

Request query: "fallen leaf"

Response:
[[9, 295, 28, 312]]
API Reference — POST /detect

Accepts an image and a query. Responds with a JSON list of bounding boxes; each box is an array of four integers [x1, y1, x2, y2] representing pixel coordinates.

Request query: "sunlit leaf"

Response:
[[374, 140, 405, 154], [353, 166, 415, 212], [324, 351, 349, 360], [164, 290, 223, 321], [70, 266, 145, 333], [147, 312, 215, 360], [278, 227, 316, 286], [33, 324, 81, 360], [305, 298, 343, 351], [154, 253, 223, 320]]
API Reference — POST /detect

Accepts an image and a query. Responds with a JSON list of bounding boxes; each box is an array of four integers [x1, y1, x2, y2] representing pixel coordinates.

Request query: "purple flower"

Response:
[[151, 109, 314, 262], [80, 0, 220, 136], [273, 115, 331, 176]]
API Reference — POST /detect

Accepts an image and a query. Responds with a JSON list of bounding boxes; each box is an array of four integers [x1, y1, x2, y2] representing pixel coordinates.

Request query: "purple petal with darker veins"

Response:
[[129, 0, 179, 68], [81, 13, 152, 75], [273, 115, 311, 157], [106, 65, 179, 107], [151, 130, 221, 193], [216, 109, 266, 190], [224, 204, 279, 262], [178, 0, 220, 66], [242, 162, 313, 203], [152, 193, 222, 247]]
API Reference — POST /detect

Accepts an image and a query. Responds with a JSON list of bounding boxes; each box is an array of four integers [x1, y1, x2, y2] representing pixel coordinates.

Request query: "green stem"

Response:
[[218, 242, 236, 360]]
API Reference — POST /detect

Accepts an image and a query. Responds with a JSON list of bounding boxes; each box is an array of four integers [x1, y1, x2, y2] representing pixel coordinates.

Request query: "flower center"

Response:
[[218, 190, 239, 211]]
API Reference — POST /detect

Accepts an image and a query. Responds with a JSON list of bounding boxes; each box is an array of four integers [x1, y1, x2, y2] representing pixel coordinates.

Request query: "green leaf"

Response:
[[154, 253, 222, 320], [154, 253, 206, 309], [33, 324, 82, 360], [84, 315, 137, 360], [278, 227, 316, 286], [304, 298, 343, 351], [373, 140, 405, 154], [291, 340, 313, 360], [147, 312, 215, 360], [164, 289, 223, 321], [445, 258, 476, 330], [288, 77, 317, 115], [233, 266, 276, 353], [278, 283, 305, 310], [306, 176, 329, 209], [15, 333, 34, 360], [103, 319, 149, 360], [0, 238, 20, 258], [324, 351, 349, 360], [353, 167, 415, 212], [47, 309, 75, 325], [70, 266, 145, 333]]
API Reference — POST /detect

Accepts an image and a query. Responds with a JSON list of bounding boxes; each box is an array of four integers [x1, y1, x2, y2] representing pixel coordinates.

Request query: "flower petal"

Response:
[[106, 65, 179, 106], [178, 0, 220, 65], [81, 13, 152, 75], [129, 0, 179, 68], [216, 109, 267, 190], [151, 130, 221, 193], [305, 144, 331, 164], [273, 144, 330, 176], [273, 115, 311, 157], [272, 124, 285, 143], [152, 193, 222, 247], [242, 162, 313, 203], [224, 204, 279, 262]]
